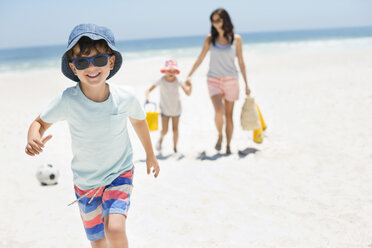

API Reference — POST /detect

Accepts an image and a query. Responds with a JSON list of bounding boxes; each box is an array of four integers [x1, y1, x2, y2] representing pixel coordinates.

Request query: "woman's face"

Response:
[[211, 14, 223, 30]]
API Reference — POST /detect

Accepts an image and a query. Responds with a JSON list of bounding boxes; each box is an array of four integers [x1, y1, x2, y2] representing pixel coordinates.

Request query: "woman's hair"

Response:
[[67, 36, 113, 59], [210, 8, 234, 46]]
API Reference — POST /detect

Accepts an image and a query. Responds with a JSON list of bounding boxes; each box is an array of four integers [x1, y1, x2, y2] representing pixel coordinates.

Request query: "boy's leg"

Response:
[[91, 238, 108, 248], [104, 214, 128, 248], [74, 186, 106, 245], [171, 116, 179, 152], [157, 115, 169, 150], [101, 170, 133, 248]]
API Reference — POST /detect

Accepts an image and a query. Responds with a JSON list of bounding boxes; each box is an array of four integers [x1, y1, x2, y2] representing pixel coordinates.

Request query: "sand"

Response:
[[0, 39, 371, 248]]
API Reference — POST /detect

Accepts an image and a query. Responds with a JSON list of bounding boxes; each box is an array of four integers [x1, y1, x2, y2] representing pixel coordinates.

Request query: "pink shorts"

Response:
[[207, 76, 239, 101]]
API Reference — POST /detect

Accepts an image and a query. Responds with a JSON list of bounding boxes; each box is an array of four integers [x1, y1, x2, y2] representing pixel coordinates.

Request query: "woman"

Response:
[[186, 8, 251, 154]]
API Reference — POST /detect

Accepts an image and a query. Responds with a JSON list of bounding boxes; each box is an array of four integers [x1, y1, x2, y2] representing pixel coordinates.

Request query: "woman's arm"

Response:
[[181, 81, 192, 96], [235, 34, 251, 95], [186, 34, 211, 81]]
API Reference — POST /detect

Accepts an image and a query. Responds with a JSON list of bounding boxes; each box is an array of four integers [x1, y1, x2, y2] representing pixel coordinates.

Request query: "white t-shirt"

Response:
[[155, 76, 182, 116], [40, 83, 145, 190]]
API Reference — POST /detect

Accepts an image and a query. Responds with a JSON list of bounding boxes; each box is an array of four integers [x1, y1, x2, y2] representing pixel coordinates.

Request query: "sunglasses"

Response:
[[71, 54, 112, 70], [211, 18, 222, 24]]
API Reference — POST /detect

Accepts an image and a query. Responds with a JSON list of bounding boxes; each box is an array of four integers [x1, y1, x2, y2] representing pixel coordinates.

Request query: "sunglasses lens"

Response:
[[93, 55, 109, 67], [74, 59, 89, 70]]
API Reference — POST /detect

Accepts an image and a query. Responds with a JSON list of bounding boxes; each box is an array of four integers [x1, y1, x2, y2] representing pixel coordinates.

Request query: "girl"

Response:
[[146, 58, 192, 153], [185, 8, 251, 154]]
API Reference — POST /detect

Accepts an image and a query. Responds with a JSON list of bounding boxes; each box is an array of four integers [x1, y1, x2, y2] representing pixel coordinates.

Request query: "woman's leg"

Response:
[[224, 99, 235, 154], [104, 214, 128, 248], [157, 115, 169, 150], [171, 116, 180, 152], [211, 94, 224, 150]]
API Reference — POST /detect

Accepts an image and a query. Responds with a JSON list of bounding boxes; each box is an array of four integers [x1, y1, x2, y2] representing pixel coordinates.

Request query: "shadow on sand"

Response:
[[238, 147, 259, 158], [156, 153, 173, 160], [196, 151, 230, 161], [137, 152, 185, 163]]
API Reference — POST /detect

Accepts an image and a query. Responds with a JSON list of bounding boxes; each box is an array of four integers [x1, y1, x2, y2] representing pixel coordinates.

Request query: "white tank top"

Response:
[[207, 40, 238, 78]]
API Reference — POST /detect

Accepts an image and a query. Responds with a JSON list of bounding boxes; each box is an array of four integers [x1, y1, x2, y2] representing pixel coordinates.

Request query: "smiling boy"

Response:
[[25, 24, 160, 248]]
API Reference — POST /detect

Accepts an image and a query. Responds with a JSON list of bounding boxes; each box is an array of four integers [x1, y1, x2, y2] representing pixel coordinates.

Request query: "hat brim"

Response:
[[160, 66, 180, 74], [61, 33, 122, 82]]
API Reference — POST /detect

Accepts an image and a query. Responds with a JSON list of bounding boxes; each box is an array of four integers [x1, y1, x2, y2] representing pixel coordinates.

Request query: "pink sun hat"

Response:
[[160, 58, 180, 74]]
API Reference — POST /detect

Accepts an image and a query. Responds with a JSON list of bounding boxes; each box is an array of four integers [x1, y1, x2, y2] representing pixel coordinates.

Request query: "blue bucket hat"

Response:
[[61, 24, 123, 82]]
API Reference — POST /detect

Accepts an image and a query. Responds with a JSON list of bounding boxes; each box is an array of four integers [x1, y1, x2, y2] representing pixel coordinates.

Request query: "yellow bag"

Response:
[[144, 102, 160, 131], [253, 104, 266, 143]]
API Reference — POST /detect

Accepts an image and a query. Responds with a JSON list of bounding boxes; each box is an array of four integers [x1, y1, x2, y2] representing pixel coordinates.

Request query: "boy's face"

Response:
[[69, 44, 115, 87], [164, 69, 177, 81]]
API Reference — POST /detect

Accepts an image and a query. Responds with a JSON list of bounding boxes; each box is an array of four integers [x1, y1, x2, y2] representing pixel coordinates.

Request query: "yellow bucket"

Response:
[[144, 102, 160, 131]]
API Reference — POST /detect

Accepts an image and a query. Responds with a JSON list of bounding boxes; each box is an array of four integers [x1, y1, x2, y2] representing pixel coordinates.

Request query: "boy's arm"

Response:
[[145, 85, 156, 102], [25, 115, 53, 156], [129, 118, 160, 178]]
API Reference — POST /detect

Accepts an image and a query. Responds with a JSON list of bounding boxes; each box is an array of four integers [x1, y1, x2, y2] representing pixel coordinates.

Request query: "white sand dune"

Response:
[[0, 39, 371, 247]]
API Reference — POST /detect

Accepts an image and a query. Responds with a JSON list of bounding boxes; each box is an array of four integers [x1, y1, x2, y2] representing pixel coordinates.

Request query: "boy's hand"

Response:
[[25, 135, 52, 156], [146, 155, 160, 178]]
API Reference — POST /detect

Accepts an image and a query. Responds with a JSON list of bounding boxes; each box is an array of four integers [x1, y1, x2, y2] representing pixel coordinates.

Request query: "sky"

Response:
[[0, 0, 371, 49]]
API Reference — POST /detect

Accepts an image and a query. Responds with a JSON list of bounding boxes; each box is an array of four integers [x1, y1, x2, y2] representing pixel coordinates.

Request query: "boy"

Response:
[[25, 24, 160, 248]]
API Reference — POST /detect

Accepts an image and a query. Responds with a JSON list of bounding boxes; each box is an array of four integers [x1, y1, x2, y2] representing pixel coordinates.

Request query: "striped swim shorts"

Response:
[[73, 170, 134, 241], [207, 76, 239, 102]]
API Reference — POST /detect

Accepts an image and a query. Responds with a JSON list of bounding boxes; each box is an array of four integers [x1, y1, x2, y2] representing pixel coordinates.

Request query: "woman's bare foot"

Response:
[[173, 147, 177, 153], [226, 145, 231, 154], [215, 135, 223, 151]]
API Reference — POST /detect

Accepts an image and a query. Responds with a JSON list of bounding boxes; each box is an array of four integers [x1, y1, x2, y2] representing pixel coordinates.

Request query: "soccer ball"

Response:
[[36, 164, 59, 186]]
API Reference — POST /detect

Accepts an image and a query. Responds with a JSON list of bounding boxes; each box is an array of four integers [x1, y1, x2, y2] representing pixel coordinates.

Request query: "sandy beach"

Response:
[[1, 39, 372, 248]]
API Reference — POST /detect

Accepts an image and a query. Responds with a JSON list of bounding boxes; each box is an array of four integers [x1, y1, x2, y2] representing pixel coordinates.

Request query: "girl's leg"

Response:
[[157, 116, 169, 150], [104, 214, 128, 248], [211, 94, 224, 150], [90, 238, 108, 248], [171, 116, 180, 152], [224, 99, 235, 154]]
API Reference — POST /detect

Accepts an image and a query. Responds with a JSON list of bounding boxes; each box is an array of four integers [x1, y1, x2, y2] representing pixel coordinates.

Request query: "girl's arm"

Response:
[[25, 115, 53, 156], [235, 34, 251, 95], [130, 118, 160, 178], [186, 34, 211, 82], [145, 85, 156, 102]]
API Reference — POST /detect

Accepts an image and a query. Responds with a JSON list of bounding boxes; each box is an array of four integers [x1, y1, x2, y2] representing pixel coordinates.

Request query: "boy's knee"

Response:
[[105, 221, 126, 237]]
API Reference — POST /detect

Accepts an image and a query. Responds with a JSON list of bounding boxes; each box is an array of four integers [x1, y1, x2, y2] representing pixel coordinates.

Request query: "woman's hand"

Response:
[[245, 85, 251, 96], [185, 79, 192, 87]]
